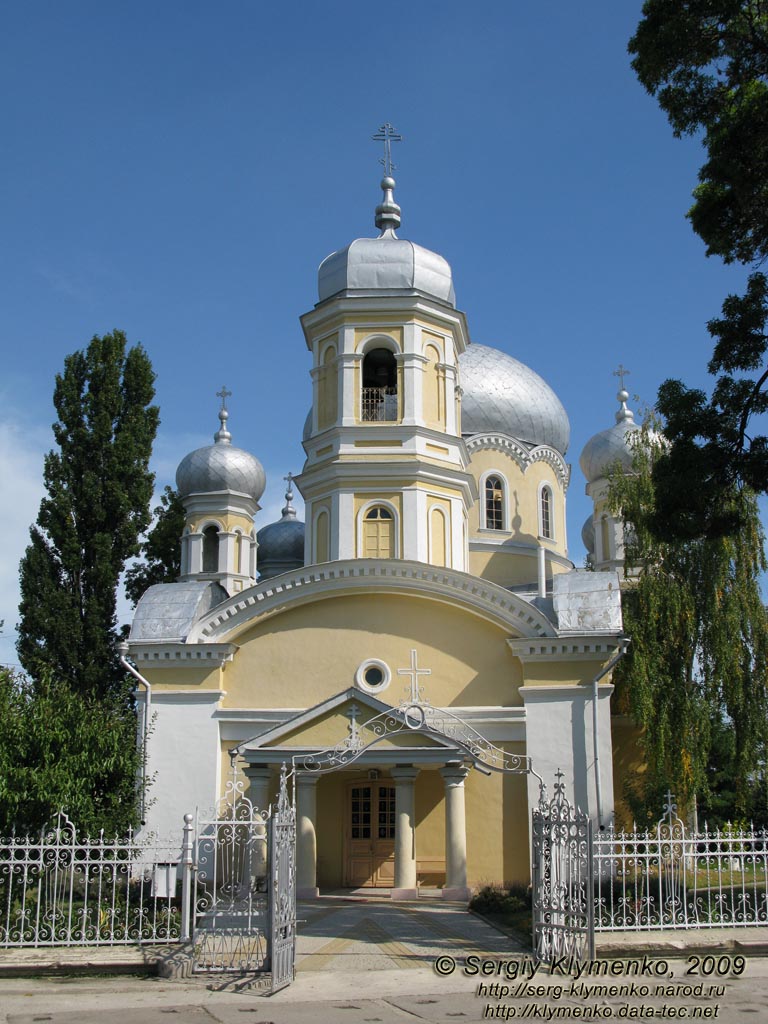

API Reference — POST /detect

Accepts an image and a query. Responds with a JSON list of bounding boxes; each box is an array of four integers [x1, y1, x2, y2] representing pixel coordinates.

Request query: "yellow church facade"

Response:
[[126, 171, 628, 898]]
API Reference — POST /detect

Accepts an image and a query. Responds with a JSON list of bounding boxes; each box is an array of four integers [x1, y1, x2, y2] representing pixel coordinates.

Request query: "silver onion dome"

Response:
[[317, 176, 456, 307], [581, 515, 595, 558], [579, 389, 640, 485], [176, 399, 266, 501], [256, 475, 305, 580], [459, 344, 570, 455]]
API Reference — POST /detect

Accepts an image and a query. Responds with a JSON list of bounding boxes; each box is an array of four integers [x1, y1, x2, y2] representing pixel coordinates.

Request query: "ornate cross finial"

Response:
[[345, 703, 362, 750], [397, 649, 431, 704], [554, 768, 565, 784], [216, 385, 232, 410], [372, 122, 402, 177], [613, 365, 630, 391], [284, 471, 293, 491]]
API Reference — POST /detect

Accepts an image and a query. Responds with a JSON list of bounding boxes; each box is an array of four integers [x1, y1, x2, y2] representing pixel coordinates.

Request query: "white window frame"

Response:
[[479, 470, 509, 532], [538, 482, 555, 542]]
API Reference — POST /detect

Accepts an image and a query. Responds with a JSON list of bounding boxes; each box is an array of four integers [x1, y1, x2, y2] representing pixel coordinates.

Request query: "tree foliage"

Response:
[[610, 423, 768, 823], [17, 331, 159, 698], [629, 2, 768, 537], [124, 486, 185, 607], [0, 668, 145, 835], [629, 0, 768, 265]]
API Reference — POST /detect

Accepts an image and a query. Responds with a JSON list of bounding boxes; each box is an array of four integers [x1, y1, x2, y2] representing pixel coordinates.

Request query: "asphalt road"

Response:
[[2, 957, 768, 1024]]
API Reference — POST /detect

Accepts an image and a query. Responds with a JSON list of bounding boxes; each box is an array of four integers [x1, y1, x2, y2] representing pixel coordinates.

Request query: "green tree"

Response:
[[125, 486, 185, 607], [610, 423, 768, 822], [629, 2, 768, 537], [17, 331, 159, 698], [0, 668, 145, 835]]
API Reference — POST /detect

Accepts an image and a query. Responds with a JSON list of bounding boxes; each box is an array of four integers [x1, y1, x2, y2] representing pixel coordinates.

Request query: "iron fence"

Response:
[[0, 812, 186, 947], [594, 794, 768, 931]]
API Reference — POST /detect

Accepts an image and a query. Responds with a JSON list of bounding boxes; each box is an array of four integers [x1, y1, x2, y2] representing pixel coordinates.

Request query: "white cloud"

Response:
[[0, 420, 46, 668]]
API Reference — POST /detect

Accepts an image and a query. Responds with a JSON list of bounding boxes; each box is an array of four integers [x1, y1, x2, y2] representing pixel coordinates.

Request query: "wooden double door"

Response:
[[344, 780, 396, 887]]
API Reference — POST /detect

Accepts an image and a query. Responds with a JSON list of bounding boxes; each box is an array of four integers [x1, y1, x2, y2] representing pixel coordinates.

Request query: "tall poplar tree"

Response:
[[609, 424, 768, 822], [17, 331, 159, 699]]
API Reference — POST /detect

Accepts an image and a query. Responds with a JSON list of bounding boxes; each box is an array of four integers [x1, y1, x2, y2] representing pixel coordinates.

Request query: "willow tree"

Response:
[[609, 424, 768, 822]]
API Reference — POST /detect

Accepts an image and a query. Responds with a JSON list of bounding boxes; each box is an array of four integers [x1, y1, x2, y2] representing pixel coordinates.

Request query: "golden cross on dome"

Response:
[[372, 122, 402, 177], [397, 649, 431, 703], [612, 365, 630, 391]]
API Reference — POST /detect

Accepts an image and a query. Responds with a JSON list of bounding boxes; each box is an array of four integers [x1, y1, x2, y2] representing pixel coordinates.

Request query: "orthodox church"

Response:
[[126, 168, 639, 897]]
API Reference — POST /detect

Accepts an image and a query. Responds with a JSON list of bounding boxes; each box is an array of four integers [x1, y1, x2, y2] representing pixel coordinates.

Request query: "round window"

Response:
[[355, 659, 391, 694]]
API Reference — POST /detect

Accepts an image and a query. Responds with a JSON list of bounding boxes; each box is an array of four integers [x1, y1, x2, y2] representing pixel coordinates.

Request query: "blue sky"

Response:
[[0, 1, 753, 666]]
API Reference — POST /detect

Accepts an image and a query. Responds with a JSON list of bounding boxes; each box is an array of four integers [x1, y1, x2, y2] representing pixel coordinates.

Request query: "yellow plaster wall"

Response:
[[468, 548, 568, 588], [138, 665, 221, 690], [521, 662, 609, 687], [354, 328, 403, 350], [186, 512, 254, 533], [223, 593, 524, 709], [468, 449, 566, 558]]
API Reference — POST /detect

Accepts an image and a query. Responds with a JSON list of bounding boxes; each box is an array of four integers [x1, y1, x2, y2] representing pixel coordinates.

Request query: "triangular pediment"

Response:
[[237, 687, 460, 756]]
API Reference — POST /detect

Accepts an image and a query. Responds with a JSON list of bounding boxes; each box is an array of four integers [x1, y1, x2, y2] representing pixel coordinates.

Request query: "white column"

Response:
[[243, 765, 271, 887], [296, 774, 320, 898], [390, 766, 419, 899], [440, 764, 471, 900]]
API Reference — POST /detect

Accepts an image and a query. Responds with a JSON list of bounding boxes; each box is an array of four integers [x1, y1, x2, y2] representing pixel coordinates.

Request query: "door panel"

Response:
[[344, 782, 395, 886]]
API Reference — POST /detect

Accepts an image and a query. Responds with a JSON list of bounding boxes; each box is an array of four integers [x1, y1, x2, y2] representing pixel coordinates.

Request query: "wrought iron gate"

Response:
[[191, 777, 270, 973], [531, 772, 594, 963], [189, 765, 296, 988], [268, 765, 297, 992]]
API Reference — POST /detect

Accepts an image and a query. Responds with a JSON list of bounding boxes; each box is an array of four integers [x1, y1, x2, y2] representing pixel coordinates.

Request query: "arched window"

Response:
[[361, 348, 398, 422], [540, 485, 554, 540], [362, 505, 395, 558], [485, 475, 504, 531], [202, 525, 220, 573]]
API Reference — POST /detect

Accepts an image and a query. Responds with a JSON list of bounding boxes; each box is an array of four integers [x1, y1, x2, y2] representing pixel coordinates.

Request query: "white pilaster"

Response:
[[390, 766, 419, 899], [188, 532, 203, 575], [336, 490, 355, 559], [440, 764, 471, 900]]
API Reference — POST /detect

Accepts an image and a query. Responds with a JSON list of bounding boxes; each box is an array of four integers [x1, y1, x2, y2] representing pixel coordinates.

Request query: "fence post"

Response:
[[180, 812, 194, 941]]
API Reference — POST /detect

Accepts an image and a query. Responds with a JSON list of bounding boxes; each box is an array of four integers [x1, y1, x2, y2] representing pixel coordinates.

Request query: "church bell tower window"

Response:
[[361, 348, 398, 422], [202, 525, 220, 573], [540, 485, 554, 540]]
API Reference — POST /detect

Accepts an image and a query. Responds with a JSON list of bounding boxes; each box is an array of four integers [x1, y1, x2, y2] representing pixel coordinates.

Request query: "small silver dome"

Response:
[[257, 477, 305, 580], [317, 177, 455, 307], [459, 344, 570, 455], [581, 515, 595, 556], [579, 390, 640, 485], [176, 403, 266, 501]]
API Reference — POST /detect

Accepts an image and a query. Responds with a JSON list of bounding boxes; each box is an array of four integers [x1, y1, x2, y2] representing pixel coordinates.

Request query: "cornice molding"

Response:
[[186, 558, 558, 643], [125, 642, 237, 666], [465, 433, 570, 488], [508, 636, 624, 662]]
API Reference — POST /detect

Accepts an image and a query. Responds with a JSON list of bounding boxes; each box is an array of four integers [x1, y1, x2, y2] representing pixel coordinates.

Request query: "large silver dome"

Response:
[[176, 407, 266, 501], [459, 344, 570, 455], [317, 176, 455, 307], [579, 390, 640, 485]]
